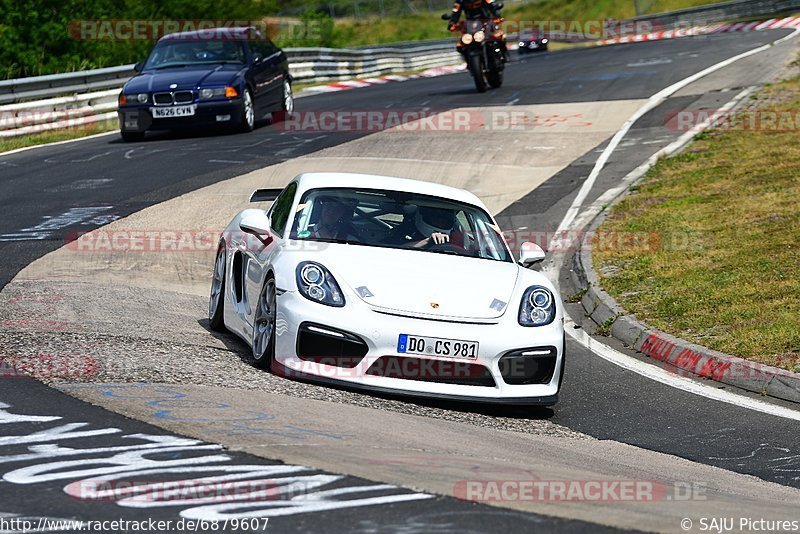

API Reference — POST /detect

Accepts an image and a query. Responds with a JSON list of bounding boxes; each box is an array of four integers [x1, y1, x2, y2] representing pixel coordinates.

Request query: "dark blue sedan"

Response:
[[117, 27, 292, 141]]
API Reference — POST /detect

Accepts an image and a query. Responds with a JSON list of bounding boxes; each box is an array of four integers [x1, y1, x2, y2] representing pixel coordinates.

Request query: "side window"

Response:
[[269, 182, 297, 237], [250, 38, 279, 60]]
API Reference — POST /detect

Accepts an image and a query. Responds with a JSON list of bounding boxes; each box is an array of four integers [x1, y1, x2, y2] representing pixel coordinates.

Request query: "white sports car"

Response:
[[208, 172, 565, 405]]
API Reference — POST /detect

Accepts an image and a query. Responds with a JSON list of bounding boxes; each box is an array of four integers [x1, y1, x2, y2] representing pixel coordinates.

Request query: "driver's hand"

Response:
[[430, 232, 450, 245]]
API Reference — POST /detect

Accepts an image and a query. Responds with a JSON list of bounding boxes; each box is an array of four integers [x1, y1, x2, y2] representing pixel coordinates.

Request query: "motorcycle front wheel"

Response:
[[487, 68, 503, 88], [467, 54, 488, 93]]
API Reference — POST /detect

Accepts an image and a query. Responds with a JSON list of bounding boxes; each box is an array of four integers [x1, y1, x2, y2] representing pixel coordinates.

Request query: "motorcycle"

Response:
[[442, 6, 507, 93]]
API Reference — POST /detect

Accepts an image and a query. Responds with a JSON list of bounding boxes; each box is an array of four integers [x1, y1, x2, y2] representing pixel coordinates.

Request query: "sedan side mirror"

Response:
[[441, 13, 451, 20], [239, 209, 271, 236], [252, 52, 263, 64], [519, 242, 546, 267], [133, 61, 144, 73]]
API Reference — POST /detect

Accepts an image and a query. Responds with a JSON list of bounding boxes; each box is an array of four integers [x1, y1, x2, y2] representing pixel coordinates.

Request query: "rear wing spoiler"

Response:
[[249, 188, 283, 203]]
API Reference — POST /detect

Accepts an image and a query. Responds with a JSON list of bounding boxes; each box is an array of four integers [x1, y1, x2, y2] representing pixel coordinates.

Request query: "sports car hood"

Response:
[[323, 245, 520, 320], [124, 65, 244, 93]]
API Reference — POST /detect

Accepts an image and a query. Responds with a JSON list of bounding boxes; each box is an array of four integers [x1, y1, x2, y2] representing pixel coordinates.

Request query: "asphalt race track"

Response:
[[1, 29, 800, 532]]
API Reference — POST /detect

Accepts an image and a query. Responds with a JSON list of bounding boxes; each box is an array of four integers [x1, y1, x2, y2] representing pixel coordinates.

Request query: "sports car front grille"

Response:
[[152, 91, 194, 105], [296, 322, 368, 368], [366, 356, 496, 387], [498, 346, 557, 385]]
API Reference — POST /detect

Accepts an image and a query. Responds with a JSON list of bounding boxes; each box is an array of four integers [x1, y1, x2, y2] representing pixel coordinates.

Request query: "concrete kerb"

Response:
[[571, 171, 800, 405]]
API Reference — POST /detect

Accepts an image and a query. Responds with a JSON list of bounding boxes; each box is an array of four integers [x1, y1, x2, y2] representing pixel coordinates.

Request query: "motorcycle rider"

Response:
[[447, 0, 508, 61]]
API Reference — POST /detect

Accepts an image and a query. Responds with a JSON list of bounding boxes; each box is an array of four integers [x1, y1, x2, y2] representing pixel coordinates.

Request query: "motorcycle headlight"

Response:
[[461, 33, 473, 44], [474, 30, 486, 42], [296, 262, 345, 307], [518, 286, 556, 327], [199, 87, 228, 100]]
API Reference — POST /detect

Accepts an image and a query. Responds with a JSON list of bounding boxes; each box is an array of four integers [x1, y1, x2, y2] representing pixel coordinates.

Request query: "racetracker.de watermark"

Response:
[[453, 479, 707, 502], [665, 109, 800, 132], [66, 478, 301, 503], [0, 354, 98, 380], [276, 110, 593, 132]]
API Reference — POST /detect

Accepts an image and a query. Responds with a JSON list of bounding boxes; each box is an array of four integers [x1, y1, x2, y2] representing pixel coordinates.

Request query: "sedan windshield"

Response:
[[144, 40, 246, 69], [290, 188, 513, 262]]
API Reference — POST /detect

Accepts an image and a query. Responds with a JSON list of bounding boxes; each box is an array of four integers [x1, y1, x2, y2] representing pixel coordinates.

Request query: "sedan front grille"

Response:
[[174, 91, 194, 104], [152, 91, 195, 106], [153, 92, 173, 105]]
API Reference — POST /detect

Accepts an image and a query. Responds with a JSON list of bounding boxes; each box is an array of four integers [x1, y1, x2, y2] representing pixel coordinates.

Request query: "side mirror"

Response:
[[133, 61, 144, 73], [252, 52, 263, 64], [495, 2, 504, 9], [239, 209, 271, 236], [441, 13, 451, 20], [519, 241, 546, 267]]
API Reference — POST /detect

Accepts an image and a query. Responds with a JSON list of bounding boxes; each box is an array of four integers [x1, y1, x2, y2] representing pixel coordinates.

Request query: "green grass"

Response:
[[0, 119, 118, 155], [593, 78, 800, 371]]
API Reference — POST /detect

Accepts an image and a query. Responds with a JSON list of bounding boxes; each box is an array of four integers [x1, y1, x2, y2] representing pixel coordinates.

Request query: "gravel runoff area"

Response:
[[0, 279, 586, 440]]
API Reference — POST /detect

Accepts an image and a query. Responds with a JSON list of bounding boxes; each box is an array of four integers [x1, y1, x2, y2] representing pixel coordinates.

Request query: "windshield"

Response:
[[290, 188, 513, 263], [143, 40, 246, 69]]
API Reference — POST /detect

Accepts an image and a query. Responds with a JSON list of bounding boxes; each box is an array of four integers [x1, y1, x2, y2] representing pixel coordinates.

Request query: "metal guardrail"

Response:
[[0, 42, 457, 106], [1, 0, 798, 136], [0, 42, 460, 137], [630, 0, 800, 29]]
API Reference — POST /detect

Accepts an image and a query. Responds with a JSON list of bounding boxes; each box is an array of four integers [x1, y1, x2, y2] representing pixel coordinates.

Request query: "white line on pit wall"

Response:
[[547, 28, 800, 420]]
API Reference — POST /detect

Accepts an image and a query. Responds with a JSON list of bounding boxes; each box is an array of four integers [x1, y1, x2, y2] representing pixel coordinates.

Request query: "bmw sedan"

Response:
[[117, 26, 293, 141]]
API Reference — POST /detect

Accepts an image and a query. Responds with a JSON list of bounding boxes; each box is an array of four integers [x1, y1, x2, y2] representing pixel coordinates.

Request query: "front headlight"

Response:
[[541, 38, 549, 43], [518, 286, 556, 327], [135, 93, 148, 103], [296, 262, 345, 307], [473, 30, 486, 42], [199, 87, 228, 99], [461, 33, 473, 44]]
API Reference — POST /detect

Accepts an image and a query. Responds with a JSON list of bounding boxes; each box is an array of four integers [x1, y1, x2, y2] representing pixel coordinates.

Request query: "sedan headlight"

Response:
[[461, 33, 473, 45], [518, 286, 556, 327], [296, 262, 345, 307], [119, 93, 148, 106], [473, 30, 486, 43], [199, 87, 229, 100]]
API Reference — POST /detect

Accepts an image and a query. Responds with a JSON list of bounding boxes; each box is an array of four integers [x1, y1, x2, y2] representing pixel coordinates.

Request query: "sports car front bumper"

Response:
[[273, 290, 564, 404]]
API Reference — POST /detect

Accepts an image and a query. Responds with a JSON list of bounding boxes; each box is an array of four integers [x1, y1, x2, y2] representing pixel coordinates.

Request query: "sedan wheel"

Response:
[[240, 89, 255, 132], [208, 246, 226, 331], [252, 277, 276, 368], [272, 79, 294, 123]]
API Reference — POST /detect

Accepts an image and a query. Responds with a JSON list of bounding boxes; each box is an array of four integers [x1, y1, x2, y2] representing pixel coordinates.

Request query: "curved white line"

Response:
[[551, 28, 800, 420]]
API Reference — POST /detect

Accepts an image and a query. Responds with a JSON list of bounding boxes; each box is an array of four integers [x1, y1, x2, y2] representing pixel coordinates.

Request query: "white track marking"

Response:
[[551, 27, 800, 245], [566, 319, 800, 422], [549, 29, 800, 419]]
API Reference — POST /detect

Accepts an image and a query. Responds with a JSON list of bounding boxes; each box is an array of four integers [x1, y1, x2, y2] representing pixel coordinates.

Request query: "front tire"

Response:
[[251, 276, 276, 369], [487, 68, 503, 88], [239, 88, 255, 132], [467, 54, 487, 93], [208, 246, 226, 332]]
